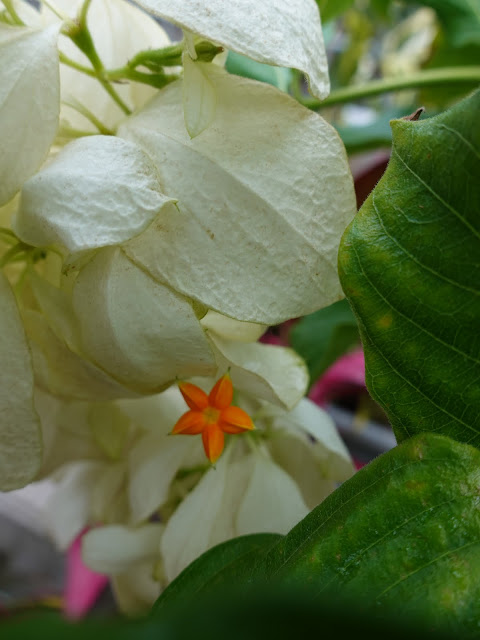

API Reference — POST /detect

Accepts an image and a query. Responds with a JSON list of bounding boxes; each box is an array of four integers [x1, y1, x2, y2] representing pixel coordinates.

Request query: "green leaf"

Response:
[[402, 0, 480, 48], [152, 533, 282, 614], [290, 299, 359, 382], [264, 433, 480, 635], [226, 51, 292, 91], [338, 90, 480, 446]]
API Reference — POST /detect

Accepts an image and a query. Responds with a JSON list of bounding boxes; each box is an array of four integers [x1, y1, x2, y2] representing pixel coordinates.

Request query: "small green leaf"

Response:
[[152, 533, 282, 614], [264, 433, 480, 635], [290, 299, 359, 383], [339, 90, 480, 446]]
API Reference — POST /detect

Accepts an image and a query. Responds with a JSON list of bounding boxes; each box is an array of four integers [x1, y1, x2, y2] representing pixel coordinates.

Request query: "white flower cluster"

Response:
[[0, 0, 356, 612]]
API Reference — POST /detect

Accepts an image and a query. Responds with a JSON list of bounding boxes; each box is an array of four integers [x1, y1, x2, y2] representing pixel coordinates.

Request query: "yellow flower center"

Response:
[[203, 406, 220, 424]]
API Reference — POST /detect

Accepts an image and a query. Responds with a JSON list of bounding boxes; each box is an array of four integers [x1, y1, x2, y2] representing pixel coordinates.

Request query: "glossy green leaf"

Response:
[[339, 91, 480, 446], [264, 433, 480, 635], [0, 588, 460, 639], [403, 0, 480, 47], [153, 533, 281, 614], [290, 299, 359, 382]]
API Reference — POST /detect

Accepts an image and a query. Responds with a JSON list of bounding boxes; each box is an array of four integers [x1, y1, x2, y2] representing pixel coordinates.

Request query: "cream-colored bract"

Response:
[[120, 66, 356, 324], [0, 273, 42, 490], [131, 0, 330, 99], [14, 136, 174, 253], [208, 334, 309, 410], [182, 53, 217, 138], [0, 23, 60, 205], [40, 0, 172, 131]]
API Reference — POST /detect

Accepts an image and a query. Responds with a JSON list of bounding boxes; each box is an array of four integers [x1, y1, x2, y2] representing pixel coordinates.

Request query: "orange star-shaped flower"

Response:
[[171, 373, 254, 463]]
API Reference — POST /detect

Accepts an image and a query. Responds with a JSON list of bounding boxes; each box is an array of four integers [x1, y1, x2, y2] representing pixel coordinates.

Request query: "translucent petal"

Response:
[[41, 0, 171, 131], [0, 272, 42, 490], [160, 455, 229, 580], [236, 455, 309, 535], [23, 309, 139, 401], [200, 310, 266, 342], [0, 23, 59, 205], [131, 0, 329, 99], [183, 53, 217, 138], [128, 431, 198, 524], [210, 335, 308, 410], [111, 560, 161, 615], [71, 247, 216, 392], [45, 461, 103, 550], [272, 398, 354, 482], [82, 523, 162, 575], [120, 67, 355, 324], [14, 136, 174, 253]]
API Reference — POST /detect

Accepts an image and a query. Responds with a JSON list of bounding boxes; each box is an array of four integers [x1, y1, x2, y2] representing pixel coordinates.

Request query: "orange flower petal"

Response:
[[219, 405, 255, 434], [171, 411, 207, 435], [178, 382, 209, 411], [202, 423, 225, 463], [208, 373, 233, 410]]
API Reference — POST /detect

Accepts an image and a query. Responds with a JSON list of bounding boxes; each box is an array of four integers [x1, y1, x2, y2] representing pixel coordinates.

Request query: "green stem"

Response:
[[59, 51, 97, 77], [65, 21, 132, 115], [2, 0, 24, 25], [78, 0, 93, 26], [0, 244, 25, 269], [302, 66, 480, 110], [62, 98, 114, 134]]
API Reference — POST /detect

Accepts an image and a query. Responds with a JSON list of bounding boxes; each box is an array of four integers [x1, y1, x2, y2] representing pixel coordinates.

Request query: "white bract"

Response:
[[131, 0, 330, 100], [0, 0, 356, 613], [0, 22, 60, 205]]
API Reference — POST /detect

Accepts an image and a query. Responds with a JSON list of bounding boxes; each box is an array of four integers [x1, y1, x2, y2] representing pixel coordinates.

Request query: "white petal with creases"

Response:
[[14, 136, 173, 253], [72, 247, 216, 392], [121, 67, 355, 324], [210, 334, 308, 410], [132, 0, 329, 99], [0, 23, 59, 205], [0, 272, 42, 490]]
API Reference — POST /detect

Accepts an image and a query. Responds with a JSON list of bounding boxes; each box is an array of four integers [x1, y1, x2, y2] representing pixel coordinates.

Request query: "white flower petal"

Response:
[[89, 402, 130, 460], [45, 461, 102, 549], [273, 398, 354, 481], [82, 523, 162, 575], [132, 0, 329, 99], [128, 432, 198, 524], [183, 53, 217, 138], [0, 272, 42, 490], [0, 23, 59, 205], [268, 432, 337, 510], [42, 0, 171, 130], [23, 309, 139, 401], [160, 455, 229, 580], [236, 454, 309, 535], [116, 387, 188, 434], [111, 561, 161, 615], [208, 455, 255, 547], [120, 67, 355, 324], [72, 247, 216, 391], [210, 334, 308, 410], [90, 462, 128, 523], [200, 310, 266, 342], [14, 136, 173, 253]]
